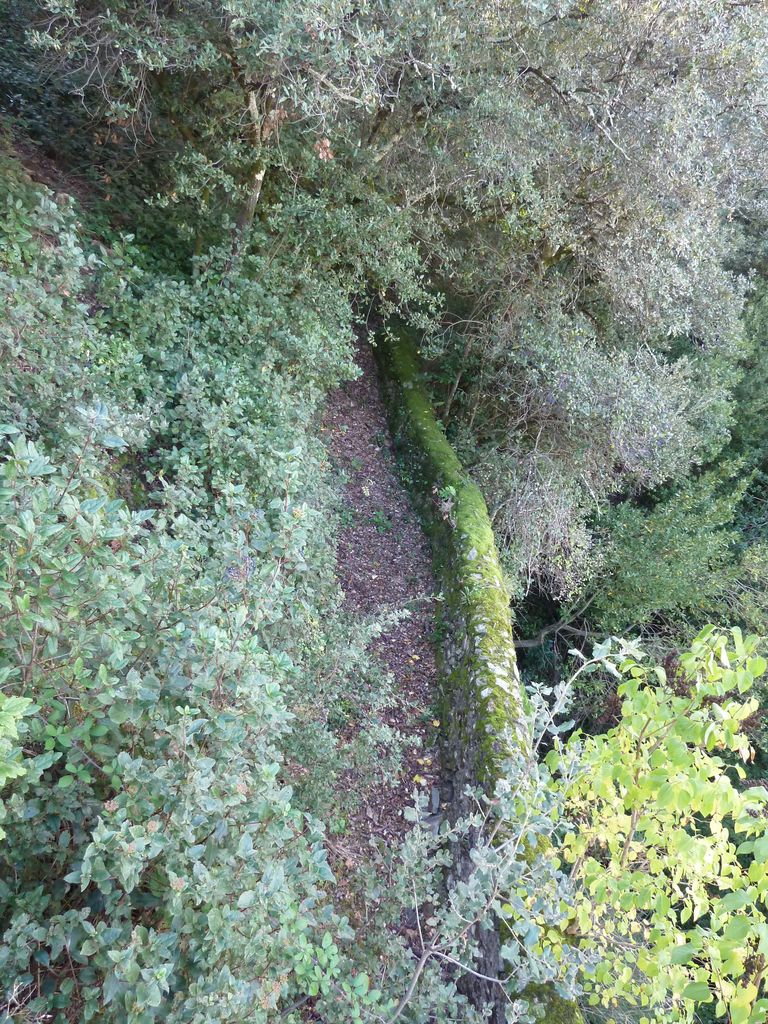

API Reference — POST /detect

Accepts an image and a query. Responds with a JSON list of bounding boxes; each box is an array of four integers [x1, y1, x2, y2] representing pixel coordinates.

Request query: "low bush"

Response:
[[0, 145, 406, 1022]]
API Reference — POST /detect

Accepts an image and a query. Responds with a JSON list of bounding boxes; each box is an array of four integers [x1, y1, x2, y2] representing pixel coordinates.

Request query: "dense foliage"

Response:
[[2, 1, 768, 1022], [0, 148, 392, 1022], [558, 630, 768, 1024]]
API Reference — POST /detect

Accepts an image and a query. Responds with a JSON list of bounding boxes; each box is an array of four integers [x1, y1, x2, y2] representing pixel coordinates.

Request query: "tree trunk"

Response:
[[229, 88, 273, 260], [234, 162, 266, 239]]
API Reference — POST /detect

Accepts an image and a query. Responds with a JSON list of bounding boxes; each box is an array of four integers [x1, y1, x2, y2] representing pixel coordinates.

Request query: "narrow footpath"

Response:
[[322, 336, 440, 852]]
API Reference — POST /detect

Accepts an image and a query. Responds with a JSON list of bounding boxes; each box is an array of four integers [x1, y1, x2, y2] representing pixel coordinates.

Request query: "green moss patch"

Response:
[[375, 323, 529, 797]]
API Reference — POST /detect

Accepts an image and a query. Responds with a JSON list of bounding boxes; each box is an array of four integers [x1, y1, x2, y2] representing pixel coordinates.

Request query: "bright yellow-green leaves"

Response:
[[553, 628, 768, 1023]]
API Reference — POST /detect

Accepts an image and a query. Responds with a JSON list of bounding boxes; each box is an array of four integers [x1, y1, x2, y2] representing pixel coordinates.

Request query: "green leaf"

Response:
[[101, 434, 128, 449], [669, 944, 696, 965], [353, 973, 370, 996], [682, 982, 712, 1002]]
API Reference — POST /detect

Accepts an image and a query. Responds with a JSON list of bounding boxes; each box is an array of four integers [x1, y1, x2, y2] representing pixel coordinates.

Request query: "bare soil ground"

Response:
[[321, 336, 440, 861]]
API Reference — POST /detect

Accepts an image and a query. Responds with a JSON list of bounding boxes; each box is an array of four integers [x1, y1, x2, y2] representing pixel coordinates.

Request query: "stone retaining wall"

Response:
[[375, 323, 583, 1024], [375, 324, 529, 797]]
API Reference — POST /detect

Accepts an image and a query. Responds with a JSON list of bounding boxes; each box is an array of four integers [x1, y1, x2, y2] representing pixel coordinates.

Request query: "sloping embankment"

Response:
[[375, 323, 582, 1024]]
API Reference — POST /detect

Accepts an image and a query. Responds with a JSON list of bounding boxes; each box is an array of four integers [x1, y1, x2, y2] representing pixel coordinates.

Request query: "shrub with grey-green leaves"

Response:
[[0, 149, 405, 1023]]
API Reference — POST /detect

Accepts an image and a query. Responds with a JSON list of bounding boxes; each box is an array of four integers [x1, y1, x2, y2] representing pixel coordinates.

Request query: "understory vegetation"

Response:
[[1, 2, 768, 1023]]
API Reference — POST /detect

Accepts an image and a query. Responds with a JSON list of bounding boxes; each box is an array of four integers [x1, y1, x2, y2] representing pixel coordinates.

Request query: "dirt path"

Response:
[[322, 337, 440, 854]]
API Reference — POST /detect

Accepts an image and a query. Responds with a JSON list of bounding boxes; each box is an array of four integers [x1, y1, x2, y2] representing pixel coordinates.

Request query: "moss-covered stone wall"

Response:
[[374, 323, 583, 1024], [374, 325, 530, 803]]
